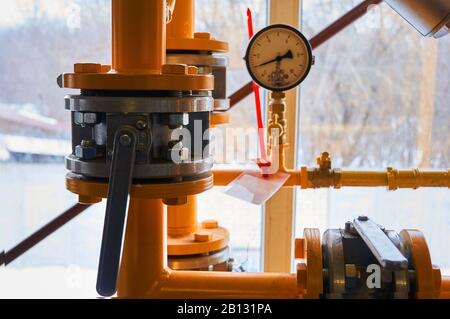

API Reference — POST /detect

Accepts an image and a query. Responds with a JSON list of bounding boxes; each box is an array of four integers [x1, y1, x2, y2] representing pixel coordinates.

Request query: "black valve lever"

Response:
[[96, 127, 137, 297]]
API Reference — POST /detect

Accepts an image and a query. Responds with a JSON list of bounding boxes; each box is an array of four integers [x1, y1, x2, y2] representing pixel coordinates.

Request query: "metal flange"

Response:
[[66, 172, 214, 201], [65, 95, 214, 113]]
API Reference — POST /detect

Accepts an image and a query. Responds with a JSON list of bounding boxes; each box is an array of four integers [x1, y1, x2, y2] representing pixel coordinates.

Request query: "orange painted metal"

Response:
[[112, 0, 165, 74], [60, 0, 450, 299], [61, 0, 213, 91], [116, 197, 302, 299], [299, 229, 323, 299], [400, 229, 440, 298], [117, 198, 167, 298], [167, 195, 229, 256], [62, 71, 214, 91], [166, 0, 228, 52], [211, 147, 450, 189], [160, 271, 300, 299], [167, 195, 198, 237], [66, 174, 213, 201], [164, 0, 230, 261], [168, 226, 229, 256], [339, 169, 450, 189], [440, 276, 450, 299], [167, 0, 195, 40], [210, 112, 231, 127]]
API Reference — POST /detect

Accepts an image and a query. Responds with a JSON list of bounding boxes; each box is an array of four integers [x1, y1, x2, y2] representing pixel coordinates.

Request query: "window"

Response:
[[196, 0, 268, 273], [296, 0, 450, 273], [0, 0, 268, 298]]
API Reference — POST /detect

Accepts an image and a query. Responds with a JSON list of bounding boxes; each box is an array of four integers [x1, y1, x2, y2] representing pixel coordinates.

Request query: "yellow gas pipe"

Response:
[[167, 196, 198, 237], [212, 156, 450, 189], [212, 92, 450, 190], [112, 0, 166, 74], [165, 0, 230, 262], [212, 151, 450, 189], [113, 0, 300, 299], [98, 1, 450, 299], [167, 0, 194, 40], [117, 198, 301, 298]]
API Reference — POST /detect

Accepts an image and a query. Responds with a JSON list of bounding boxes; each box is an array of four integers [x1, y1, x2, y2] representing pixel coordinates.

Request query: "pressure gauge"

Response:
[[245, 24, 313, 91]]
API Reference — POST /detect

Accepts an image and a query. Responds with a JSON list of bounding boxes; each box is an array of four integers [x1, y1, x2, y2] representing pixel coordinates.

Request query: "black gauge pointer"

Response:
[[256, 50, 293, 67]]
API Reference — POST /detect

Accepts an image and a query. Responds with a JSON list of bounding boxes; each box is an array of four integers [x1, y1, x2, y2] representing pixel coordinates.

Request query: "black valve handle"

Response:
[[96, 128, 137, 297]]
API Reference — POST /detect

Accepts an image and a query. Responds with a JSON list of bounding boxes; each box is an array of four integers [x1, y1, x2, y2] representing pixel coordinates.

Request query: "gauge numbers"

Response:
[[245, 24, 313, 91]]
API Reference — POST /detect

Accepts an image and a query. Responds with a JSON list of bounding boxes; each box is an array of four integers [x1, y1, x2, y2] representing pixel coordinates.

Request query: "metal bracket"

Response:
[[353, 216, 408, 270], [96, 127, 137, 297]]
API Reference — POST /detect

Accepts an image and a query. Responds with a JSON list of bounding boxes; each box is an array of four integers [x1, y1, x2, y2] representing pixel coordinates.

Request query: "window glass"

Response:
[[297, 0, 450, 273], [0, 0, 110, 298], [0, 0, 268, 298], [196, 0, 268, 273]]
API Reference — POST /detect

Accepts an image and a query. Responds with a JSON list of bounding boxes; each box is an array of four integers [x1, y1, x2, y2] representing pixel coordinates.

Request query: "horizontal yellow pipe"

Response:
[[212, 168, 449, 189], [339, 169, 450, 189], [118, 198, 450, 299], [156, 271, 300, 299], [118, 198, 302, 299]]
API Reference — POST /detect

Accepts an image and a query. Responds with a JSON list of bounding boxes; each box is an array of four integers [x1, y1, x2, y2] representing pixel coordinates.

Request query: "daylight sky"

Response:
[[0, 0, 71, 27]]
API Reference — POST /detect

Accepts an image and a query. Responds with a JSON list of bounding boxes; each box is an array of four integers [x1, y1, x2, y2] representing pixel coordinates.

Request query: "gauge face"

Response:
[[245, 24, 313, 91]]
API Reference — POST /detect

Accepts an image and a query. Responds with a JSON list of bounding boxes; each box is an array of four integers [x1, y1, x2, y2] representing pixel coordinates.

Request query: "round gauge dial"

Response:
[[245, 24, 313, 91]]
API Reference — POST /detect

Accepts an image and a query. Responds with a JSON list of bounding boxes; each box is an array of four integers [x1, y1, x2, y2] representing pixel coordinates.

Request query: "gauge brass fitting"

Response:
[[268, 91, 287, 146]]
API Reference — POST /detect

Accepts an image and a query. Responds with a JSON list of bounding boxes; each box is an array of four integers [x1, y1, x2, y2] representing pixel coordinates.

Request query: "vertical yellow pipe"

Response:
[[167, 195, 198, 237], [117, 198, 166, 298], [116, 196, 301, 298], [167, 0, 194, 40], [112, 0, 166, 74]]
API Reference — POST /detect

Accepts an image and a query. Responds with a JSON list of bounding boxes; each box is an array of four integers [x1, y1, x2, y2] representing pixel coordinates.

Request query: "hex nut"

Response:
[[169, 113, 189, 127], [74, 112, 98, 126], [80, 139, 95, 147], [194, 32, 212, 40], [187, 66, 199, 75], [79, 195, 102, 205], [194, 231, 212, 243], [294, 238, 305, 259], [345, 264, 358, 278], [74, 63, 102, 73], [162, 64, 188, 75], [83, 113, 98, 124], [75, 144, 97, 160], [74, 112, 84, 125], [202, 220, 219, 229]]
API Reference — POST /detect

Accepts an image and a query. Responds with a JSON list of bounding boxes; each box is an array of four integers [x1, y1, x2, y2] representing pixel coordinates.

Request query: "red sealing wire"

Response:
[[247, 8, 269, 166]]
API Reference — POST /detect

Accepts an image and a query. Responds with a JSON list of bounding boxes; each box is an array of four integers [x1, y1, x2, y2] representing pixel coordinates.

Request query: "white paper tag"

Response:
[[223, 171, 290, 205]]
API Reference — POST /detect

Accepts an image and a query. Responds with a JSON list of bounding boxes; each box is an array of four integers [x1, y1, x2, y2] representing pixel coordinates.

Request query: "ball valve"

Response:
[[59, 0, 215, 296]]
